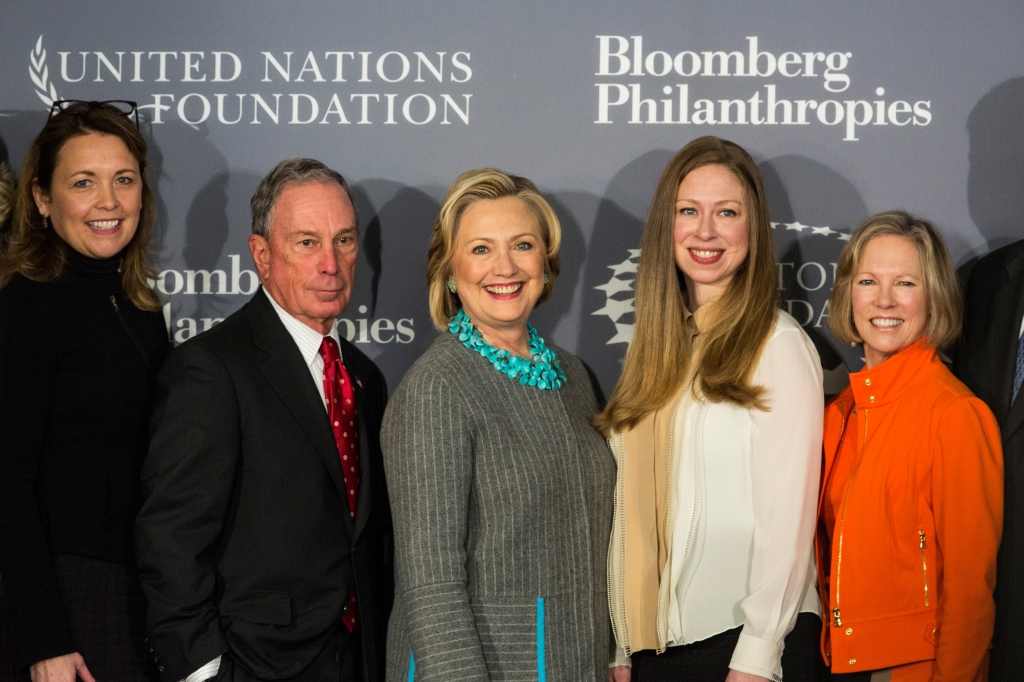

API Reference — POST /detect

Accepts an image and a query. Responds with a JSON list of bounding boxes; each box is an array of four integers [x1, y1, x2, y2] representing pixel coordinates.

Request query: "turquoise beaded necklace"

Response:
[[448, 309, 567, 391]]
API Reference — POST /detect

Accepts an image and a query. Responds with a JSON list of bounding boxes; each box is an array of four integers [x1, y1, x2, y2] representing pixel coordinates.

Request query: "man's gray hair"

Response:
[[250, 158, 359, 237]]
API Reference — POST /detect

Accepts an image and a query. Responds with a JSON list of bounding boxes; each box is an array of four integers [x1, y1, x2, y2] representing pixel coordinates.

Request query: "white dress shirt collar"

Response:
[[262, 287, 342, 362]]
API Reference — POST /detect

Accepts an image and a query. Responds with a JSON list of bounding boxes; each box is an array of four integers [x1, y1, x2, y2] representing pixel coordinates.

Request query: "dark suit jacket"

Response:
[[954, 239, 1024, 682], [136, 289, 393, 682]]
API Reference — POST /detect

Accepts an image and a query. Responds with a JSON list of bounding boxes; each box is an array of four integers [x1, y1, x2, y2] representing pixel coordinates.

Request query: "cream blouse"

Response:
[[609, 310, 824, 681]]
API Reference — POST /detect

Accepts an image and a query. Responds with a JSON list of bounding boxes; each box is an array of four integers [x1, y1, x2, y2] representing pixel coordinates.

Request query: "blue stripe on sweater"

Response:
[[537, 597, 547, 682], [407, 650, 415, 682]]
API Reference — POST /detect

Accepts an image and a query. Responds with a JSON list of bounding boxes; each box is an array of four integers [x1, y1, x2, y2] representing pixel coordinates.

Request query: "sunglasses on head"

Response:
[[47, 99, 140, 129]]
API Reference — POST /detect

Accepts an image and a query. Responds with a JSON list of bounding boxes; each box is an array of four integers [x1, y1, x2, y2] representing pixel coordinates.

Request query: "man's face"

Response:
[[249, 182, 358, 334]]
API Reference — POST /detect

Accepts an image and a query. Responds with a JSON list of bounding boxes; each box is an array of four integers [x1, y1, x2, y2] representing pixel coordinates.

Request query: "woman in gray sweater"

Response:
[[382, 168, 615, 682]]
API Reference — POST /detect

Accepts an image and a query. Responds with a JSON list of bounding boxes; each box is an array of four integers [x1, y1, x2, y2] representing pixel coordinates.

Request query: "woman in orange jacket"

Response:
[[817, 211, 1003, 682]]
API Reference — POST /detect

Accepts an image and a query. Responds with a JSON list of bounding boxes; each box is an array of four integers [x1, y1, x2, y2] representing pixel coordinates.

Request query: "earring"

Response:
[[543, 274, 550, 283], [41, 215, 49, 230], [447, 278, 458, 293]]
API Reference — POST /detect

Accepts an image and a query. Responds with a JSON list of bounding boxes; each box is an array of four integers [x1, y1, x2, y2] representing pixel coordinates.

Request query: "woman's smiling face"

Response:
[[448, 196, 547, 343], [673, 164, 750, 308], [33, 132, 142, 260], [852, 234, 929, 368]]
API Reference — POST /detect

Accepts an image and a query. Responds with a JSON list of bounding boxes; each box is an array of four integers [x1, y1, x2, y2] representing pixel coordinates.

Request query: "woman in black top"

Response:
[[0, 101, 168, 682]]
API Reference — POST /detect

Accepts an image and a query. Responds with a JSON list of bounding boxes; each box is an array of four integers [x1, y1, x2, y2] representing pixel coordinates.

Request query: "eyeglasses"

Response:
[[47, 99, 139, 129]]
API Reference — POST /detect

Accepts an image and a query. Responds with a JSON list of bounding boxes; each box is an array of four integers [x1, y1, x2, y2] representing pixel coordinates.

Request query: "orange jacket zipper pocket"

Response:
[[919, 531, 929, 607]]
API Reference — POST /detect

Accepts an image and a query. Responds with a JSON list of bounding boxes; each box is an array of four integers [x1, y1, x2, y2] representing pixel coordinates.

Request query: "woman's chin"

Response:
[[467, 299, 538, 330]]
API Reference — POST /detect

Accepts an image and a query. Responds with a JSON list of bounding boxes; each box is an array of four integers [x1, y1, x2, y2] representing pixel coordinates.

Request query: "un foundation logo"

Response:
[[29, 35, 59, 106]]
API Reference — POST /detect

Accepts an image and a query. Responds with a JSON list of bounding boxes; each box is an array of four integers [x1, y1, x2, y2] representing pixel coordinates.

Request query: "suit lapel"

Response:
[[249, 292, 352, 511], [352, 381, 373, 543], [1008, 386, 1024, 441], [999, 251, 1024, 439], [345, 359, 376, 543]]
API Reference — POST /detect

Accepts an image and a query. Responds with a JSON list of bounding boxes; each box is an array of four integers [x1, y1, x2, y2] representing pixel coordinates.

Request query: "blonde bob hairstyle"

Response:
[[426, 168, 562, 330], [829, 210, 961, 350], [596, 136, 778, 434]]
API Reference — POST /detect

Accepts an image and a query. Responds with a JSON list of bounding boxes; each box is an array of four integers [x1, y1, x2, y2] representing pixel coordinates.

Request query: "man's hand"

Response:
[[30, 652, 95, 682], [609, 664, 631, 682]]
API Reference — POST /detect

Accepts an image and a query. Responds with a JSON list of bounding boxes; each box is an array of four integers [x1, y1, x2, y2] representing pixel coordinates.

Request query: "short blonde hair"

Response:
[[426, 168, 561, 330], [829, 210, 962, 350]]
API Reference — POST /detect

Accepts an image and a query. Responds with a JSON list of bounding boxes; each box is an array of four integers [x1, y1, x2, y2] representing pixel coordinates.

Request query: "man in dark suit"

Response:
[[954, 238, 1024, 682], [136, 158, 393, 682]]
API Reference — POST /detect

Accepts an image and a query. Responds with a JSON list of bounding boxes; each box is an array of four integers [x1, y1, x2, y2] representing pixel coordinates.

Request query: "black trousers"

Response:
[[632, 612, 828, 682], [213, 626, 363, 682]]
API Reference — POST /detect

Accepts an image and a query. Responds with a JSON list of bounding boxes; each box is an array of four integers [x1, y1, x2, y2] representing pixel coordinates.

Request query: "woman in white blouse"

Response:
[[596, 136, 827, 682]]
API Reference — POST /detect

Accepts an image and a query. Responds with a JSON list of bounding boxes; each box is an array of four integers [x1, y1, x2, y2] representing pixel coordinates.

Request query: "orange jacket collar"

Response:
[[848, 338, 940, 410]]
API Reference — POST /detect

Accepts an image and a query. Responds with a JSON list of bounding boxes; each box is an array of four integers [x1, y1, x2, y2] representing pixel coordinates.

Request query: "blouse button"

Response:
[[869, 396, 876, 403], [850, 659, 857, 665], [846, 628, 853, 635], [864, 378, 872, 386]]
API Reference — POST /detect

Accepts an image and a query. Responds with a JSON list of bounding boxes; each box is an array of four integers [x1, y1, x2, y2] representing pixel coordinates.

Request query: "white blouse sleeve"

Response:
[[728, 320, 824, 681]]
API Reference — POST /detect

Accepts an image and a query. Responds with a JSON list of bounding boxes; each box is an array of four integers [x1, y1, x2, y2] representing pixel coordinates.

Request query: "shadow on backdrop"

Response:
[[530, 193, 587, 341], [961, 77, 1024, 283], [0, 110, 48, 177], [576, 149, 675, 398], [761, 154, 868, 388], [183, 174, 230, 270], [149, 122, 260, 337], [350, 185, 384, 317], [141, 119, 171, 260], [350, 180, 443, 393]]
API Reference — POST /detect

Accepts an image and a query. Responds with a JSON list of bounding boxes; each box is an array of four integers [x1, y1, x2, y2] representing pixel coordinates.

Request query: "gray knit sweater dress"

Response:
[[382, 331, 616, 682]]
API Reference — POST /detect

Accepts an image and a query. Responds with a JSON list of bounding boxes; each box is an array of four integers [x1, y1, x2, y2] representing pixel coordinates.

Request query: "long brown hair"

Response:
[[0, 102, 161, 311], [0, 163, 13, 228], [595, 136, 779, 434]]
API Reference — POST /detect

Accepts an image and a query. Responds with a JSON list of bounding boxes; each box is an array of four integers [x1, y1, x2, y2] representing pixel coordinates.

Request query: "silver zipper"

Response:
[[833, 407, 866, 629], [822, 409, 847, 628], [109, 294, 151, 368], [919, 531, 929, 607]]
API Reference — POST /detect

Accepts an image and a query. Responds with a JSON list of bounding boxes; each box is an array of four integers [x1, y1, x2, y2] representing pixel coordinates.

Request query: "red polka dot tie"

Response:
[[319, 336, 360, 632]]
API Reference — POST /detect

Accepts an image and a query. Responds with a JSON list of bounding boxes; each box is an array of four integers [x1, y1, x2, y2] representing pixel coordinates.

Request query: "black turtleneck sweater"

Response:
[[0, 249, 169, 668]]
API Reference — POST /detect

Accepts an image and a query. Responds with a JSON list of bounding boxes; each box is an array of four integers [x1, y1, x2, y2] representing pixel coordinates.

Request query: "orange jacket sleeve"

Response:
[[931, 395, 1003, 682]]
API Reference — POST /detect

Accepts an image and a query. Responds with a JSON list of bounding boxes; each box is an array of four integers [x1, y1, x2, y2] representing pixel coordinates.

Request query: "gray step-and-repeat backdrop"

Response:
[[2, 1, 1022, 398]]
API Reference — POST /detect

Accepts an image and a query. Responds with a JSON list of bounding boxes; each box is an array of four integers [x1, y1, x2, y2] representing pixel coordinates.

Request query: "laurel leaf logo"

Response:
[[30, 35, 59, 107]]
